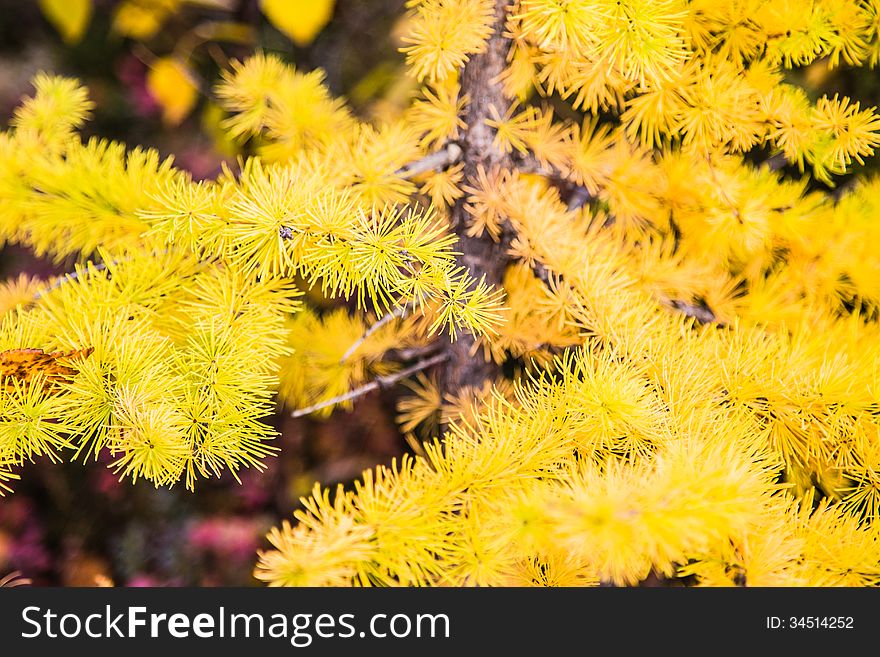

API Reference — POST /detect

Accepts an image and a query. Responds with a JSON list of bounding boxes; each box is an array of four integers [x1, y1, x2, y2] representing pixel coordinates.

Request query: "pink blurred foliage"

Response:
[[115, 54, 159, 118], [186, 516, 263, 564], [126, 573, 164, 587], [234, 465, 275, 510], [90, 449, 126, 501], [0, 497, 51, 581], [176, 146, 226, 181]]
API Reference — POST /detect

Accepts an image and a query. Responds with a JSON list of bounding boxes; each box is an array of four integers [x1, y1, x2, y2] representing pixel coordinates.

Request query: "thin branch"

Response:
[[565, 185, 592, 211], [762, 152, 789, 171], [515, 155, 557, 178], [530, 259, 725, 327], [32, 249, 176, 301], [291, 352, 449, 418], [530, 260, 556, 287], [660, 296, 726, 327], [339, 304, 410, 363], [33, 262, 109, 301], [515, 153, 592, 210], [389, 341, 442, 362], [0, 571, 31, 588], [396, 142, 463, 179]]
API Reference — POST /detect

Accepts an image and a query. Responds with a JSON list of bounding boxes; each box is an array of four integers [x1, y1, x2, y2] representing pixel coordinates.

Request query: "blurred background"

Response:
[[0, 0, 412, 587]]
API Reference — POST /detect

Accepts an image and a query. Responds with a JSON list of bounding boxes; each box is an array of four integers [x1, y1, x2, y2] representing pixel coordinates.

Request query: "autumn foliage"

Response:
[[3, 0, 880, 587]]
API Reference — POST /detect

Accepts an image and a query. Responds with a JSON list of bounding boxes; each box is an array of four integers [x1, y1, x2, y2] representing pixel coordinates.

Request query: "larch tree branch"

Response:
[[291, 352, 449, 418], [397, 142, 462, 179], [441, 0, 514, 401], [339, 304, 410, 364]]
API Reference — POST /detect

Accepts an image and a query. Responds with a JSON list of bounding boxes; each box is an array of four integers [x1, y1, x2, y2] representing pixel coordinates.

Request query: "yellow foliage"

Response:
[[400, 0, 496, 83], [38, 0, 92, 43], [112, 0, 180, 39], [146, 57, 199, 126], [5, 0, 880, 588], [260, 0, 336, 47]]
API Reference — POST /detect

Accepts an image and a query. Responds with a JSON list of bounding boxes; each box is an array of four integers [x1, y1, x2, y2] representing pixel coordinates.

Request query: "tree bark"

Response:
[[441, 0, 514, 399]]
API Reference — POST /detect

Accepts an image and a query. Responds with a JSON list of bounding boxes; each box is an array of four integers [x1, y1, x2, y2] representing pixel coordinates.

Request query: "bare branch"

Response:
[[515, 153, 592, 210], [659, 297, 726, 327], [565, 185, 592, 211], [530, 260, 725, 327], [33, 262, 109, 301], [33, 249, 173, 301], [0, 571, 31, 588], [339, 305, 410, 363], [397, 142, 463, 179], [515, 155, 557, 178], [530, 260, 559, 288], [762, 152, 789, 171], [291, 352, 449, 418], [389, 342, 442, 362]]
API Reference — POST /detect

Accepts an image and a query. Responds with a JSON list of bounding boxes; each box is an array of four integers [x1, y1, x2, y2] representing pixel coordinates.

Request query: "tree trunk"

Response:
[[441, 0, 514, 401]]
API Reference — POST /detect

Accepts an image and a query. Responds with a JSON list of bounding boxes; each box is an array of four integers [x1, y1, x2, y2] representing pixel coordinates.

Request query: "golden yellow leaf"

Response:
[[38, 0, 92, 44], [112, 0, 179, 40], [146, 57, 199, 126], [260, 0, 335, 47]]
